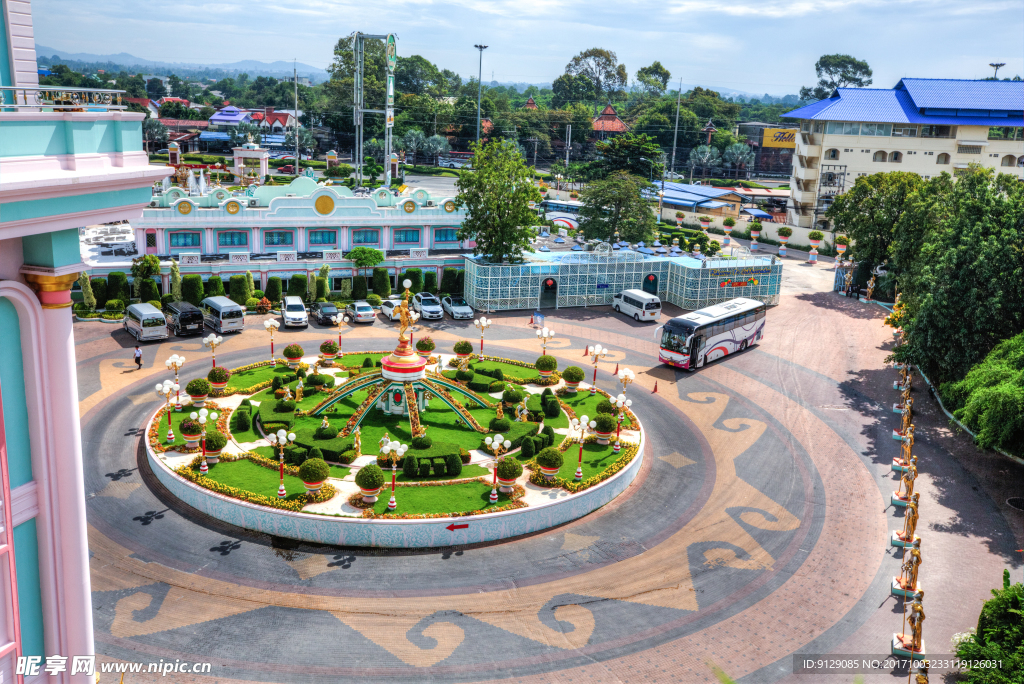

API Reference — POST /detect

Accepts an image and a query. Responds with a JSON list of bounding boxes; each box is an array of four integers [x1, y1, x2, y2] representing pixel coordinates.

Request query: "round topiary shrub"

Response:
[[536, 447, 563, 469], [180, 419, 201, 436], [296, 368, 307, 379], [272, 376, 284, 391], [776, 226, 793, 238], [836, 234, 850, 246], [490, 417, 512, 432], [520, 436, 536, 459], [204, 430, 227, 451], [245, 297, 261, 309], [416, 336, 436, 352], [320, 340, 339, 355], [365, 293, 382, 306], [104, 299, 124, 312], [355, 463, 385, 490], [299, 457, 330, 483], [593, 413, 617, 433], [402, 453, 418, 478], [234, 409, 251, 431], [207, 366, 230, 384], [411, 435, 432, 449], [596, 399, 615, 414], [186, 378, 211, 396], [453, 340, 474, 355], [502, 387, 525, 404], [496, 457, 523, 480], [489, 381, 505, 392], [309, 447, 323, 461], [147, 300, 163, 309], [445, 452, 462, 477], [723, 216, 736, 228], [808, 230, 825, 241], [314, 425, 339, 440], [275, 399, 296, 413], [535, 355, 558, 372], [543, 398, 561, 419], [562, 366, 585, 384], [455, 369, 475, 382], [361, 357, 374, 368], [283, 344, 304, 359]]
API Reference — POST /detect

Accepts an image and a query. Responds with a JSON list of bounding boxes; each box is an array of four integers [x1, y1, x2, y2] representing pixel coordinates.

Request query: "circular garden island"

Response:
[[145, 322, 644, 547]]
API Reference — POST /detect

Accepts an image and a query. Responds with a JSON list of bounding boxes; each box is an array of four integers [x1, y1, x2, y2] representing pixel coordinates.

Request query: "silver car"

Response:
[[442, 296, 474, 319], [345, 301, 376, 324], [413, 293, 444, 319]]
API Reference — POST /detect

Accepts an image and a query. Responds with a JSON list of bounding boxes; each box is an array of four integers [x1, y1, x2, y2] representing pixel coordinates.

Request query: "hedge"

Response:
[[372, 268, 391, 298], [424, 271, 437, 294], [205, 275, 225, 298], [402, 268, 423, 294], [104, 299, 124, 312], [107, 272, 129, 303], [265, 276, 283, 303], [352, 274, 368, 300], [228, 275, 249, 305], [440, 268, 460, 295], [182, 274, 204, 306], [90, 277, 108, 306], [139, 278, 160, 303], [287, 274, 308, 299], [455, 269, 465, 295], [315, 277, 328, 301]]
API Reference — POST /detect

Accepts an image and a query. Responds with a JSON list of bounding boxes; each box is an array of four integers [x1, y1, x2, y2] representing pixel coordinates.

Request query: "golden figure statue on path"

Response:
[[908, 599, 925, 652], [352, 426, 361, 456], [898, 464, 918, 501], [899, 497, 920, 543], [899, 546, 922, 592], [295, 380, 303, 402], [398, 286, 417, 342], [516, 399, 529, 422], [321, 415, 330, 429]]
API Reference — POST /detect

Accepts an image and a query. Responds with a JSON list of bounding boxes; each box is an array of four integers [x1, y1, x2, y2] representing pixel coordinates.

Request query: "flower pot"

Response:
[[700, 220, 710, 229], [497, 476, 518, 493], [210, 380, 228, 393], [359, 486, 382, 503], [182, 433, 201, 448], [285, 356, 302, 369], [188, 393, 207, 408], [303, 480, 325, 494], [594, 430, 613, 445], [205, 448, 222, 464], [456, 352, 471, 360], [563, 380, 580, 393], [537, 368, 552, 378], [675, 218, 683, 226], [750, 230, 761, 239], [809, 239, 821, 248], [836, 244, 847, 256], [538, 465, 560, 481], [778, 236, 789, 257], [320, 352, 337, 364]]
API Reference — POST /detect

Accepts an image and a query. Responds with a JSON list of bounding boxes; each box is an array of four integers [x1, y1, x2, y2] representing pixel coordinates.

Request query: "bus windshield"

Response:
[[661, 329, 689, 353]]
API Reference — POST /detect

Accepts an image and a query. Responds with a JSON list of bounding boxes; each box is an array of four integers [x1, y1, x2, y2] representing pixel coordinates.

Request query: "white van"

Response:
[[281, 295, 308, 328], [200, 296, 246, 333], [613, 289, 662, 322], [123, 303, 169, 342]]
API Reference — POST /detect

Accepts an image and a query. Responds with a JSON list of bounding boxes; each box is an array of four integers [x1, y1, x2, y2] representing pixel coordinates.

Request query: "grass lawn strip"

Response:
[[229, 407, 262, 444], [224, 363, 294, 391], [149, 403, 231, 452], [553, 441, 620, 480], [369, 480, 517, 515], [203, 459, 311, 502], [470, 359, 539, 383]]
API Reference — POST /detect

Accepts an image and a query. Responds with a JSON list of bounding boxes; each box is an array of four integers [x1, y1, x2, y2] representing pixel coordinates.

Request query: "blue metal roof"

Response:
[[897, 78, 1024, 111], [742, 208, 772, 218]]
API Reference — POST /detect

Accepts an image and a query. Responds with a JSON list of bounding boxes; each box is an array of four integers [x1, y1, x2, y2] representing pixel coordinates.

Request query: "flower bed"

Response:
[[176, 455, 336, 512], [527, 441, 639, 493], [148, 402, 232, 454], [348, 479, 527, 518]]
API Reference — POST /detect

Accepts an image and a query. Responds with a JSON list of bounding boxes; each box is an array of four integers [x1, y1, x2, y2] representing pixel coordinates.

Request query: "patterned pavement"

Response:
[[76, 260, 1023, 683]]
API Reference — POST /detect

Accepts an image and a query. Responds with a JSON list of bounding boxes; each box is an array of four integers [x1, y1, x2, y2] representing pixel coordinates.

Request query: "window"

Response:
[[331, 277, 351, 291], [143, 316, 164, 328], [957, 145, 982, 155], [1019, 156, 1024, 168], [1001, 155, 1017, 167], [308, 230, 337, 245], [145, 233, 157, 248], [920, 125, 955, 139], [872, 151, 887, 162], [892, 125, 917, 137], [988, 126, 1023, 141], [169, 232, 200, 247], [393, 229, 420, 244], [936, 153, 950, 165], [434, 228, 458, 242], [264, 231, 293, 246], [218, 231, 248, 247], [825, 149, 839, 160], [352, 230, 379, 245], [888, 151, 903, 163], [861, 123, 893, 136], [826, 122, 860, 135]]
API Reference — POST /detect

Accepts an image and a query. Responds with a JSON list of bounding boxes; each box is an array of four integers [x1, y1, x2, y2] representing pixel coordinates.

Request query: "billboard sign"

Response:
[[762, 128, 796, 148]]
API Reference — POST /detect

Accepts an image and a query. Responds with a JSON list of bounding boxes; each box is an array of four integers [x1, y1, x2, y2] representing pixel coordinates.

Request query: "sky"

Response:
[[32, 0, 1024, 96]]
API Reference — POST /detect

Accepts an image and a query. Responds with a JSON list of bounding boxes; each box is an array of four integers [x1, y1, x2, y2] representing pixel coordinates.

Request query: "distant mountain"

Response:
[[35, 45, 328, 81]]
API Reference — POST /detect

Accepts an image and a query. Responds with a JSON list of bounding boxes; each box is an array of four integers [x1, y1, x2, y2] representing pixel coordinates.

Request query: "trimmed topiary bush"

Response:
[[285, 445, 308, 465], [234, 409, 251, 431], [502, 387, 525, 404], [186, 378, 211, 396], [411, 435, 433, 449], [208, 366, 230, 383], [542, 425, 556, 444], [543, 398, 561, 419], [403, 453, 418, 478], [468, 379, 492, 393], [272, 376, 284, 391], [147, 300, 162, 309], [490, 417, 512, 432], [161, 293, 175, 307], [204, 430, 228, 451], [228, 275, 248, 305], [371, 268, 391, 298], [453, 340, 474, 355], [496, 457, 523, 480], [287, 274, 308, 298], [139, 278, 160, 303], [418, 462, 431, 477], [275, 399, 297, 413], [352, 274, 368, 300], [355, 463, 385, 489], [104, 299, 124, 312], [265, 276, 283, 303], [366, 293, 382, 306], [107, 272, 129, 303], [204, 275, 225, 298], [536, 447, 563, 469], [181, 274, 204, 306], [562, 366, 585, 383], [455, 369, 475, 382], [298, 457, 330, 483], [309, 447, 324, 461], [520, 436, 536, 459], [415, 337, 435, 352], [402, 268, 423, 293], [488, 381, 505, 392], [445, 452, 462, 477], [361, 357, 374, 368], [314, 425, 339, 440], [424, 271, 437, 294], [536, 355, 558, 372], [245, 297, 260, 309], [593, 413, 617, 433], [315, 277, 328, 301], [283, 344, 304, 359], [596, 399, 615, 414], [90, 277, 108, 306], [440, 267, 459, 295]]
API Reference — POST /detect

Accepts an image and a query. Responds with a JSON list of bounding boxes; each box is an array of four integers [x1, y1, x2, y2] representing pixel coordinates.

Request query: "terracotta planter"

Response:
[[359, 486, 382, 503], [594, 430, 613, 445], [285, 356, 302, 369], [205, 448, 222, 464], [182, 432, 201, 448], [188, 393, 208, 408], [539, 465, 560, 480], [563, 380, 581, 393], [303, 480, 325, 494], [497, 476, 517, 493]]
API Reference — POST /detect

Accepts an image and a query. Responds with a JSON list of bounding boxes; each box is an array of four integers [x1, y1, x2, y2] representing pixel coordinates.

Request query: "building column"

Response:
[[252, 227, 260, 253], [204, 228, 215, 255], [297, 227, 305, 252]]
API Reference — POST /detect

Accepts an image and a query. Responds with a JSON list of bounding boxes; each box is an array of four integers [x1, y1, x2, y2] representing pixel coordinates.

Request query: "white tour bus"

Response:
[[657, 297, 766, 370], [200, 296, 246, 333]]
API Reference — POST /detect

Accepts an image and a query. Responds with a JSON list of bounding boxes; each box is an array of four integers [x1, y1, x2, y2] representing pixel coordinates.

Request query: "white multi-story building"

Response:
[[782, 79, 1024, 229]]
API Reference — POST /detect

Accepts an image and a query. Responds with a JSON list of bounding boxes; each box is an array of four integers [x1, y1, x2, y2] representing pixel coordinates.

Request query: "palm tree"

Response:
[[722, 143, 755, 179], [230, 122, 264, 147], [688, 145, 721, 180], [143, 117, 168, 153], [421, 135, 451, 166], [402, 129, 427, 166], [363, 138, 385, 162]]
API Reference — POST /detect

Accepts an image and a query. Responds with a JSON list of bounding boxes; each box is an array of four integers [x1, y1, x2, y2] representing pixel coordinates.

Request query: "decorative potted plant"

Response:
[[835, 234, 850, 257], [185, 378, 211, 407], [256, 297, 271, 315], [180, 419, 201, 449], [562, 366, 585, 393], [453, 340, 474, 360], [536, 447, 563, 481], [299, 457, 330, 495], [700, 215, 713, 231], [495, 456, 523, 493], [748, 220, 762, 251], [776, 226, 793, 257], [535, 354, 558, 379], [675, 210, 684, 227], [355, 462, 385, 503], [283, 343, 304, 369], [415, 336, 436, 353], [808, 230, 824, 263], [207, 366, 230, 394], [319, 339, 339, 363], [203, 430, 227, 463], [592, 414, 617, 445]]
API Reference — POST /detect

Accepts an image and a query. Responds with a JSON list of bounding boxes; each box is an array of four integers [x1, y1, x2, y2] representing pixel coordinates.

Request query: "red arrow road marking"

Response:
[[446, 523, 469, 531]]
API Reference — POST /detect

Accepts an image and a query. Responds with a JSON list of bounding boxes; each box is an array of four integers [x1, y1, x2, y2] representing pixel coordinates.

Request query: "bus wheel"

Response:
[[741, 340, 748, 351]]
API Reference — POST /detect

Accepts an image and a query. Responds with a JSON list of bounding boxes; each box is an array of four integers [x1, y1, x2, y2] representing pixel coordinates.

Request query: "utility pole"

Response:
[[565, 124, 571, 168], [294, 61, 299, 173], [670, 78, 682, 181], [474, 44, 488, 144]]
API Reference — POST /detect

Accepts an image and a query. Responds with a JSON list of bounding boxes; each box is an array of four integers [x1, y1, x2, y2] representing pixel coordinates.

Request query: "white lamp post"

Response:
[[329, 313, 350, 353], [570, 414, 591, 481], [484, 434, 512, 503], [193, 407, 219, 474], [263, 319, 279, 361], [613, 394, 632, 453], [474, 317, 492, 354], [380, 439, 409, 511], [267, 428, 296, 498], [536, 326, 555, 356], [165, 354, 185, 409], [203, 333, 224, 368], [618, 367, 635, 397], [588, 344, 608, 394], [155, 380, 179, 442]]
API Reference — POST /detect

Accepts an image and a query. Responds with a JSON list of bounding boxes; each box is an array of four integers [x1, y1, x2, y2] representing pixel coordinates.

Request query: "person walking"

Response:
[[134, 345, 142, 370]]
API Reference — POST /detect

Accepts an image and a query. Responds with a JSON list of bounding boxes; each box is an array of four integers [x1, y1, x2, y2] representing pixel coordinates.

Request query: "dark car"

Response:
[[278, 164, 295, 174], [311, 302, 340, 325]]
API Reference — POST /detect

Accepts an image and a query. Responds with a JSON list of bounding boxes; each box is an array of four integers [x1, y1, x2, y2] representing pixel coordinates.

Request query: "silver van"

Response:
[[123, 303, 169, 342], [200, 296, 246, 333]]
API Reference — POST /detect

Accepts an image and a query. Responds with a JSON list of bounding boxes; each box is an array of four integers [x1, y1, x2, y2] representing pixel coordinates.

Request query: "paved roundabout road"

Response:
[[77, 264, 1021, 683]]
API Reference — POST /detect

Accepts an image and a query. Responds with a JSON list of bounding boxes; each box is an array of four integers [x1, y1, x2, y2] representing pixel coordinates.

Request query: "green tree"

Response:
[[245, 271, 255, 301], [454, 139, 537, 264], [228, 275, 249, 305], [372, 268, 391, 298], [421, 135, 451, 165], [285, 127, 318, 157], [205, 275, 225, 298], [170, 260, 182, 301], [688, 145, 721, 177], [229, 122, 264, 147], [954, 570, 1024, 683], [578, 171, 657, 244], [825, 171, 924, 266], [395, 55, 440, 96], [722, 143, 755, 176], [361, 154, 384, 185], [78, 272, 96, 311], [130, 254, 161, 299], [143, 118, 168, 151], [593, 132, 663, 179], [551, 73, 596, 109], [799, 54, 873, 102], [636, 61, 671, 96], [564, 48, 628, 102], [181, 274, 203, 306], [347, 247, 384, 298], [146, 77, 165, 100], [402, 129, 427, 165]]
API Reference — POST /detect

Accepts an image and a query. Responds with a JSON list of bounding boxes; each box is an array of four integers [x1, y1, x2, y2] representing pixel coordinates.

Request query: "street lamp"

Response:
[[191, 408, 219, 474], [329, 312, 350, 352], [657, 190, 665, 224], [536, 326, 555, 355], [263, 319, 279, 361], [617, 367, 635, 396], [203, 333, 224, 368], [267, 428, 296, 498], [613, 394, 632, 453], [588, 344, 608, 394], [155, 380, 179, 442], [474, 316, 492, 354], [555, 173, 563, 191], [165, 354, 185, 410], [569, 414, 592, 481], [380, 439, 409, 511], [484, 433, 511, 503], [474, 44, 488, 144]]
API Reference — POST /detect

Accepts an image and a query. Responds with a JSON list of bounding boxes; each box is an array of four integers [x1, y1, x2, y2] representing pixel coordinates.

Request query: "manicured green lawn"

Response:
[[229, 405, 262, 443], [392, 462, 489, 482], [370, 480, 516, 515], [470, 359, 539, 382], [553, 441, 622, 480], [540, 391, 634, 431], [247, 447, 350, 478], [337, 353, 387, 369], [225, 363, 294, 390], [202, 459, 311, 502], [151, 404, 227, 451], [329, 464, 351, 478]]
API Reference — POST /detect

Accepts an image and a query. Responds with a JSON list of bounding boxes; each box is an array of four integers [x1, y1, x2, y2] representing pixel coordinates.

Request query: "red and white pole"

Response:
[[199, 432, 208, 474], [166, 399, 175, 442], [575, 443, 584, 481], [591, 364, 598, 395], [388, 464, 397, 510], [489, 457, 499, 503], [277, 450, 287, 498], [480, 335, 484, 354], [174, 370, 181, 410], [614, 413, 623, 453]]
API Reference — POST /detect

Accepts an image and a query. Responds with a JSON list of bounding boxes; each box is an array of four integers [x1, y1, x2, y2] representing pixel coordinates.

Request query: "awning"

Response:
[[697, 201, 729, 209], [199, 132, 231, 141], [742, 208, 772, 218]]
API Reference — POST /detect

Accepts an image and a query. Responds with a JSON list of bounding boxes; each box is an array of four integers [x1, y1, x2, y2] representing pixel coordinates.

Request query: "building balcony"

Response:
[[789, 186, 817, 204], [793, 163, 819, 181]]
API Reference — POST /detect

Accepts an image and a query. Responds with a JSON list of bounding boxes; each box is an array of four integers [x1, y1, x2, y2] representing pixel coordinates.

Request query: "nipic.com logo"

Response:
[[16, 656, 213, 676]]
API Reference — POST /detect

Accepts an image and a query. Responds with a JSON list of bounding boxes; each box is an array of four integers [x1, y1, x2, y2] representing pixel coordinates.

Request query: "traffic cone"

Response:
[[583, 346, 589, 358], [613, 363, 619, 376], [529, 312, 534, 325], [652, 381, 658, 394]]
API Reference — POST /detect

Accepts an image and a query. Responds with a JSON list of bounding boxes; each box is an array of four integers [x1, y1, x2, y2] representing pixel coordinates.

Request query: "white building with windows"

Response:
[[782, 78, 1024, 229]]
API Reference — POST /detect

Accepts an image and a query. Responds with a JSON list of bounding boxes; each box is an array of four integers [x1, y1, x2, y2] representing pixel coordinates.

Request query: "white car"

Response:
[[413, 293, 443, 319], [281, 296, 308, 328], [379, 299, 400, 321], [438, 158, 469, 169], [442, 296, 474, 319]]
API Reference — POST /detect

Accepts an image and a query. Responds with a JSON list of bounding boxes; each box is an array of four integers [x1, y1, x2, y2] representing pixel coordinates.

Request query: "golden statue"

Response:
[[352, 427, 361, 456], [907, 599, 925, 652], [496, 403, 504, 420], [282, 386, 294, 402], [516, 399, 529, 422], [398, 287, 415, 341], [844, 269, 853, 291], [295, 380, 303, 402], [246, 132, 255, 144], [899, 496, 920, 543], [865, 274, 877, 301], [898, 465, 918, 501], [914, 661, 929, 684], [899, 546, 922, 592], [898, 438, 914, 466]]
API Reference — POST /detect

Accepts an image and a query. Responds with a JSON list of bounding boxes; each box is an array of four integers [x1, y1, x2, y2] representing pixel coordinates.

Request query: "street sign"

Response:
[[386, 34, 397, 72], [386, 108, 394, 128], [386, 74, 395, 107]]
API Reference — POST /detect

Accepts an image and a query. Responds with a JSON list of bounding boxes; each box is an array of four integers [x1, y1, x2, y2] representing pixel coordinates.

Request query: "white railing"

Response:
[[229, 252, 249, 264], [0, 86, 126, 111], [179, 253, 201, 266], [277, 251, 297, 262], [322, 250, 344, 261]]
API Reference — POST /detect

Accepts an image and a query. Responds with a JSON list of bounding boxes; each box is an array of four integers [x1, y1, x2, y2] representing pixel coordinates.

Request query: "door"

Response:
[[642, 274, 658, 295], [145, 229, 158, 255], [540, 278, 558, 309], [690, 335, 704, 368]]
